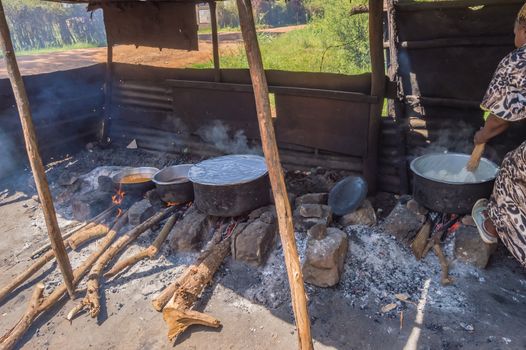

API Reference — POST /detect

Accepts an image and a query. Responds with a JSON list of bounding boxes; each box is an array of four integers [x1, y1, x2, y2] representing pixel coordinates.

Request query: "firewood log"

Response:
[[30, 205, 116, 258], [104, 213, 179, 279], [0, 212, 129, 350], [0, 283, 44, 350], [152, 225, 224, 312], [68, 206, 177, 320], [162, 237, 231, 341], [0, 214, 116, 305]]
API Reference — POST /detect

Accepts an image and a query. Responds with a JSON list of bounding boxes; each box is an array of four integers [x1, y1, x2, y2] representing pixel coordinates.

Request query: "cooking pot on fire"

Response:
[[410, 153, 499, 214], [112, 167, 159, 194], [188, 154, 270, 217], [152, 164, 194, 204]]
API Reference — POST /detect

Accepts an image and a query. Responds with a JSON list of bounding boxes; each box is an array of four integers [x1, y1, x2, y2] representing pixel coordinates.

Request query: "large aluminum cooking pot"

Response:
[[153, 164, 194, 204], [188, 154, 270, 217], [410, 153, 499, 214]]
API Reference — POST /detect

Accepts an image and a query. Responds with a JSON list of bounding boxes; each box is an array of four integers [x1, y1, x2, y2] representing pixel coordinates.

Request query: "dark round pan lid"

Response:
[[188, 154, 268, 186], [328, 176, 368, 216]]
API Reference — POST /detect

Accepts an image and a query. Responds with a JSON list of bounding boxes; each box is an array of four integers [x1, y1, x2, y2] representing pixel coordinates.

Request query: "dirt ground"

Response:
[[1, 147, 526, 350], [0, 25, 305, 78]]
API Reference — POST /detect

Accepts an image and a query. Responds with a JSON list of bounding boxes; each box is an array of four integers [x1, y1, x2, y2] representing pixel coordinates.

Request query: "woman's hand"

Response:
[[473, 114, 510, 145]]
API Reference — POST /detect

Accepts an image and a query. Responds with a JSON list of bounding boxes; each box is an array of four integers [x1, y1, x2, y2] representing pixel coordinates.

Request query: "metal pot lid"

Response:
[[188, 154, 268, 186]]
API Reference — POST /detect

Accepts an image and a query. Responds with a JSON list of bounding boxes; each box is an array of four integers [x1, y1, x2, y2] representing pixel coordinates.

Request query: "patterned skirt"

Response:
[[488, 141, 526, 267]]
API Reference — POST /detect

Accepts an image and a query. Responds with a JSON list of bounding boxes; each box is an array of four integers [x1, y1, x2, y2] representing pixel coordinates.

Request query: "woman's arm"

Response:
[[474, 114, 510, 144]]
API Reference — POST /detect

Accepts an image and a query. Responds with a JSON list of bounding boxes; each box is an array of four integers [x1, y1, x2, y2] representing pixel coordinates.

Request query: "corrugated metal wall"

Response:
[[0, 64, 104, 179]]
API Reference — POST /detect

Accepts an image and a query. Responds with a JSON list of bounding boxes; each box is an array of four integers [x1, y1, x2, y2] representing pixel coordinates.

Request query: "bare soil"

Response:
[[1, 146, 526, 350], [0, 25, 306, 78]]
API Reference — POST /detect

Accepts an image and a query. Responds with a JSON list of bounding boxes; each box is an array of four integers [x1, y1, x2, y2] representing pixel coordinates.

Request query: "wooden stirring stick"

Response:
[[467, 143, 486, 172]]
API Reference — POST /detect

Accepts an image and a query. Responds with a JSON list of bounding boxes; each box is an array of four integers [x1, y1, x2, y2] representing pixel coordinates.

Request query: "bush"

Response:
[[3, 0, 105, 51]]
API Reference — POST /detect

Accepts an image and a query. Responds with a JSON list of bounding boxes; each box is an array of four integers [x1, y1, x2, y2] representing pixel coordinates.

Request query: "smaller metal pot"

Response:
[[152, 164, 194, 204], [112, 167, 159, 194]]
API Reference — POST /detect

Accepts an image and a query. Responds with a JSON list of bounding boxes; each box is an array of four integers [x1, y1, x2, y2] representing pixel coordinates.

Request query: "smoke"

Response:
[[413, 120, 477, 156], [196, 120, 261, 155], [0, 127, 18, 179]]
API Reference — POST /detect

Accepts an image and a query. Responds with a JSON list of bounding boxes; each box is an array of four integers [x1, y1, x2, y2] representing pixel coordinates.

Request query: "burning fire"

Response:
[[166, 201, 180, 207], [448, 221, 462, 234], [112, 188, 125, 205]]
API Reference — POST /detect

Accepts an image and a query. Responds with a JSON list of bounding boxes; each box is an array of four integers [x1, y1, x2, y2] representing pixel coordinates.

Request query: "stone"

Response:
[[71, 191, 112, 221], [299, 204, 324, 218], [406, 199, 428, 216], [232, 208, 277, 266], [144, 189, 163, 207], [339, 200, 377, 227], [454, 225, 497, 269], [128, 199, 155, 226], [380, 200, 426, 246], [57, 171, 79, 187], [97, 175, 114, 194], [248, 205, 276, 221], [294, 205, 332, 231], [307, 223, 327, 240], [461, 215, 476, 227], [170, 206, 217, 251], [302, 228, 348, 287], [295, 193, 328, 207]]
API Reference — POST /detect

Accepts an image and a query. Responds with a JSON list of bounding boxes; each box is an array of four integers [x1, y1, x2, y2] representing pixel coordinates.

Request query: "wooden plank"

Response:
[[166, 79, 378, 103], [275, 94, 369, 156]]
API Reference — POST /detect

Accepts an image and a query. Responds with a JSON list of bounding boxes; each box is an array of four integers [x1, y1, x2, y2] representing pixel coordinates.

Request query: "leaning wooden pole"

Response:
[[209, 1, 221, 82], [363, 0, 386, 194], [0, 0, 75, 299], [235, 1, 313, 349]]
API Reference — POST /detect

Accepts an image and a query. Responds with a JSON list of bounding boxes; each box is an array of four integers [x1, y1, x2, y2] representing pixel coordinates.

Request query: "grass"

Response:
[[198, 25, 241, 34], [193, 25, 369, 75], [8, 42, 101, 58]]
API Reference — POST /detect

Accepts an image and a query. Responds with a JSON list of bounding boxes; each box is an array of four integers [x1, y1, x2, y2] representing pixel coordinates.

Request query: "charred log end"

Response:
[[163, 308, 221, 341]]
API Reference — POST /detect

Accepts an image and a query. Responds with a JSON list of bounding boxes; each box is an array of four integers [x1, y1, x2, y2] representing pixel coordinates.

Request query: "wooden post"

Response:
[[0, 0, 75, 298], [209, 1, 221, 82], [100, 38, 113, 145], [235, 1, 313, 349], [363, 0, 386, 194]]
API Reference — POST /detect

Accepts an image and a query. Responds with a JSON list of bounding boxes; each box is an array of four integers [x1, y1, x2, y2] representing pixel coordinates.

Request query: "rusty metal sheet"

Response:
[[171, 86, 260, 139], [275, 94, 370, 157], [103, 2, 198, 50]]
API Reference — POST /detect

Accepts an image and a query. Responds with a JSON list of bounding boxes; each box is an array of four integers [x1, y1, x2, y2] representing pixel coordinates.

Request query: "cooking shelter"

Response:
[[1, 0, 526, 349]]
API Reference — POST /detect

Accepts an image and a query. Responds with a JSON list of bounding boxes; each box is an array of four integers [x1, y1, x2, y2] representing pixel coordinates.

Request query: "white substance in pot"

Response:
[[423, 167, 477, 183]]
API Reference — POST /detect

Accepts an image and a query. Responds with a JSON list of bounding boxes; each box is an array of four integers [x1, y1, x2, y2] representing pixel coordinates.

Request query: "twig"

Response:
[[433, 243, 453, 286]]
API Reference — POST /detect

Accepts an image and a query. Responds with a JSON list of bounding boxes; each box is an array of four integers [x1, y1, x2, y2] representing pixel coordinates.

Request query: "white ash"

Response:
[[241, 232, 308, 309], [239, 224, 483, 315], [341, 225, 479, 313]]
